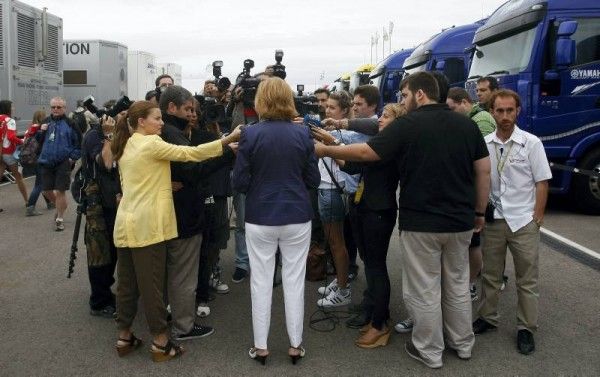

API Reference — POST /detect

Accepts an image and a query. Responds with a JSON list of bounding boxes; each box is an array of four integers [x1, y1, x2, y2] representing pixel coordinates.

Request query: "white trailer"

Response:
[[157, 62, 182, 86], [127, 50, 156, 101], [0, 0, 63, 132], [62, 39, 127, 111]]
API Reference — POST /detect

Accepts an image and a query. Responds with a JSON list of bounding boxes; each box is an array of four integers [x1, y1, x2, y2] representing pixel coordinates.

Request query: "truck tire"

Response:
[[571, 148, 600, 215]]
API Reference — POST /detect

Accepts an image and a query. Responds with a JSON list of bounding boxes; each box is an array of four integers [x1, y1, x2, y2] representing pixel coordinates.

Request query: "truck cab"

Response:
[[349, 64, 375, 94], [466, 0, 600, 213], [403, 20, 487, 88], [369, 48, 414, 108], [329, 72, 351, 93]]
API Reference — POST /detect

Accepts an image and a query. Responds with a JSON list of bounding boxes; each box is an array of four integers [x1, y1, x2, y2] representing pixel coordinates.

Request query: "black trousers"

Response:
[[353, 207, 396, 330], [88, 208, 117, 310]]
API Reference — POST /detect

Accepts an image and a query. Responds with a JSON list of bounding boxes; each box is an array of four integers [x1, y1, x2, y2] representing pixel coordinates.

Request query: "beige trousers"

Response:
[[478, 219, 540, 332], [400, 230, 474, 367], [166, 234, 202, 337]]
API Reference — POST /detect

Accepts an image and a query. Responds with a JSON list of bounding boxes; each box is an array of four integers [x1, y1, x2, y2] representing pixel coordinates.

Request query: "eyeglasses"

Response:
[[50, 106, 64, 109]]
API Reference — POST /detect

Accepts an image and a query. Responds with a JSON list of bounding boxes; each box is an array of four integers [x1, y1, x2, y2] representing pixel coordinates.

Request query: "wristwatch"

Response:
[[332, 138, 341, 146], [104, 133, 113, 141], [475, 212, 485, 217]]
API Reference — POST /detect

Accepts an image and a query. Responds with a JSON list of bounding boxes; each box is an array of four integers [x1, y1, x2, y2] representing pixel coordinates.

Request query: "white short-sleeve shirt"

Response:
[[485, 126, 552, 232]]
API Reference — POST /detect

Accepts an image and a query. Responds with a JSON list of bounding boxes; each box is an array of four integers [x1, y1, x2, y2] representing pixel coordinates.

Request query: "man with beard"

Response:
[[315, 72, 491, 369], [473, 90, 551, 356]]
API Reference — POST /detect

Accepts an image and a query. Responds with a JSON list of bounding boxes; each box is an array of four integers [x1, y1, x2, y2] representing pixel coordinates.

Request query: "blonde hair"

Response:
[[382, 103, 407, 119], [32, 110, 46, 124], [254, 77, 298, 121]]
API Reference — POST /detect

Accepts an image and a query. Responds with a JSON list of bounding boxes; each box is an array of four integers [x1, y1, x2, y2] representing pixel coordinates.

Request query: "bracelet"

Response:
[[332, 138, 341, 146], [475, 212, 485, 217]]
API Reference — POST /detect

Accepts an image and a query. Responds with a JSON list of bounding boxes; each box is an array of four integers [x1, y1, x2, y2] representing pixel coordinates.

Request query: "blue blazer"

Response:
[[232, 120, 320, 226]]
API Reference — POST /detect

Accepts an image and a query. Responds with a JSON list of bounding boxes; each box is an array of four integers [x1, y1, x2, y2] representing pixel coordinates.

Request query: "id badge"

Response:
[[354, 179, 364, 204]]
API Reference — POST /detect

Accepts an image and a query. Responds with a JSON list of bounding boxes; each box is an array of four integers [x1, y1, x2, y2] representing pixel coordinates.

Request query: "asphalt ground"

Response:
[[1, 179, 599, 376]]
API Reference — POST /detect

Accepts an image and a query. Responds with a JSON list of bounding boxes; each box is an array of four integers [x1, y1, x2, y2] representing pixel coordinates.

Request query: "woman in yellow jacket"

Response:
[[110, 101, 240, 362]]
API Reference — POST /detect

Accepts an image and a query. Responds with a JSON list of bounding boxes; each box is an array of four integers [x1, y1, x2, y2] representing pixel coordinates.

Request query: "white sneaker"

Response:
[[317, 278, 338, 295], [210, 273, 230, 294], [196, 302, 210, 318], [395, 317, 414, 333], [317, 286, 351, 307]]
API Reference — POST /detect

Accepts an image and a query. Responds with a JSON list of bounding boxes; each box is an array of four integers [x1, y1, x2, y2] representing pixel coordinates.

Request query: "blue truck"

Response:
[[369, 48, 414, 107], [402, 20, 487, 88], [465, 0, 600, 213]]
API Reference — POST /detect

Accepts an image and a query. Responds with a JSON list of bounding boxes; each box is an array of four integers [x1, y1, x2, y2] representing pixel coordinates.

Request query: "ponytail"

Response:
[[110, 100, 159, 161], [111, 113, 131, 161]]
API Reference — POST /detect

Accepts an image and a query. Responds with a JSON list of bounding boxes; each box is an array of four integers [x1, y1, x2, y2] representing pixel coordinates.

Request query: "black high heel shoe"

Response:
[[289, 346, 305, 365], [249, 347, 269, 365]]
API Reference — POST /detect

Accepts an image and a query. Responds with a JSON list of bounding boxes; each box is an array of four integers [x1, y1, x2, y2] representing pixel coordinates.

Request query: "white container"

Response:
[[127, 50, 156, 101], [0, 0, 63, 132], [63, 39, 128, 111]]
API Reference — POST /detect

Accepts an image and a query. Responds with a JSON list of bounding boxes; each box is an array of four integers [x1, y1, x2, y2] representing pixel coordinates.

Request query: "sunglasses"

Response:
[[50, 106, 64, 109]]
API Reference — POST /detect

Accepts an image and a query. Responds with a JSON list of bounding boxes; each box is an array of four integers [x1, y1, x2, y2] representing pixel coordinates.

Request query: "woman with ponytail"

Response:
[[111, 101, 240, 362]]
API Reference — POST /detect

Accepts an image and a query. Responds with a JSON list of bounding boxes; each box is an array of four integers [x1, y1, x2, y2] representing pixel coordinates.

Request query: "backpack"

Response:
[[306, 242, 327, 281], [70, 129, 91, 205], [72, 110, 88, 135], [70, 162, 88, 205], [19, 136, 41, 166]]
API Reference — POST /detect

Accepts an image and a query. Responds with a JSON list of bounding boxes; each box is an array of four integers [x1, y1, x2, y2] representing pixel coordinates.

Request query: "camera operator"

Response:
[[314, 88, 330, 120], [188, 100, 236, 317], [81, 114, 121, 318], [228, 68, 271, 283], [158, 85, 237, 341]]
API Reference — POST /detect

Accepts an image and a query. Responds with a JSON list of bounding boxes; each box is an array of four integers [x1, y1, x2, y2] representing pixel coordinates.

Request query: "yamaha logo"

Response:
[[570, 69, 600, 80]]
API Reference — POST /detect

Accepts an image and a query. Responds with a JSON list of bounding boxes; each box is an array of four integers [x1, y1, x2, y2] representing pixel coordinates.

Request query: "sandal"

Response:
[[288, 345, 305, 365], [116, 334, 143, 357], [248, 347, 269, 365], [151, 341, 184, 362]]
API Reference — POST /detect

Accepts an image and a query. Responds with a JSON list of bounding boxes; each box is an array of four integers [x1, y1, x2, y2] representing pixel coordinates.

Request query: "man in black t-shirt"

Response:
[[316, 72, 491, 369]]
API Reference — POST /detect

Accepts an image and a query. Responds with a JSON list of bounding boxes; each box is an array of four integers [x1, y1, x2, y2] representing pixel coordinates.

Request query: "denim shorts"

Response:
[[2, 153, 18, 167], [317, 188, 346, 223]]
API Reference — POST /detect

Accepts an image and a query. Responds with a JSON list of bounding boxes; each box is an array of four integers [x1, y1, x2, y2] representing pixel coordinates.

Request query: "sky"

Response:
[[27, 0, 507, 92]]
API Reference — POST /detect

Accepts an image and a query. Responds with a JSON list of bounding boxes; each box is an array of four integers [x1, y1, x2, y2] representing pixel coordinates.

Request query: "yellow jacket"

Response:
[[114, 133, 223, 248]]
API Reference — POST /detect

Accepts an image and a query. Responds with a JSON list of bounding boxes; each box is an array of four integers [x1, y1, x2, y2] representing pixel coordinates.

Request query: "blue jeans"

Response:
[[26, 165, 46, 207], [233, 190, 249, 271]]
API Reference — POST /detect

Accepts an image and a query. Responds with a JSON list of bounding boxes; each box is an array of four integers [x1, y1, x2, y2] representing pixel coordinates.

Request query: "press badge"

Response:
[[354, 179, 364, 204]]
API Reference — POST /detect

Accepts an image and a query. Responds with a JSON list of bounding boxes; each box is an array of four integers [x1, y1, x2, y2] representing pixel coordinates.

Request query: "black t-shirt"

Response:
[[367, 103, 488, 232]]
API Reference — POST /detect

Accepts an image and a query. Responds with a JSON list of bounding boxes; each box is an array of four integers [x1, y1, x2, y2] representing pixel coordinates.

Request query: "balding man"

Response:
[[37, 97, 82, 231]]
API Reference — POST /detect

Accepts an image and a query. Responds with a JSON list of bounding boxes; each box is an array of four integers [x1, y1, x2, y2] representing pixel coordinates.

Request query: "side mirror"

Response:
[[435, 60, 445, 71], [556, 21, 578, 68]]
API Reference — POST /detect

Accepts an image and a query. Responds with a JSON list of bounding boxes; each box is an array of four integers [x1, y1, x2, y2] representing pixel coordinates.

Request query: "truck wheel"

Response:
[[571, 148, 600, 215]]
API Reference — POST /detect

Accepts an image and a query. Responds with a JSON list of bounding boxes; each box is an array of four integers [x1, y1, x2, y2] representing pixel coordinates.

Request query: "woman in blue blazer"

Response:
[[232, 77, 320, 365]]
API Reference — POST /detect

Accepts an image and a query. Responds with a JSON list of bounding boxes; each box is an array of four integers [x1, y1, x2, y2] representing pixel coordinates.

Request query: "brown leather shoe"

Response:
[[355, 327, 391, 349]]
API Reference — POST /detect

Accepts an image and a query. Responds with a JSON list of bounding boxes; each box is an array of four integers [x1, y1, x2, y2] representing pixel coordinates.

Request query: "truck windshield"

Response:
[[405, 61, 428, 76], [370, 74, 382, 89], [469, 26, 537, 77]]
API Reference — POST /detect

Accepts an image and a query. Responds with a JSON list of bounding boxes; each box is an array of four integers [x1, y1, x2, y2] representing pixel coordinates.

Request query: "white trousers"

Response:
[[246, 221, 311, 350]]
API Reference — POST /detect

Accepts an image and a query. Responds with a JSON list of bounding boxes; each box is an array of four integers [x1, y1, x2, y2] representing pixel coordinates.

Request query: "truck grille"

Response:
[[17, 13, 36, 68], [46, 24, 59, 71], [0, 4, 4, 66]]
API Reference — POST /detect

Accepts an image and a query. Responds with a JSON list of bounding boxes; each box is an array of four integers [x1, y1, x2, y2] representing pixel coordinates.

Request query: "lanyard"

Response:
[[495, 142, 513, 174]]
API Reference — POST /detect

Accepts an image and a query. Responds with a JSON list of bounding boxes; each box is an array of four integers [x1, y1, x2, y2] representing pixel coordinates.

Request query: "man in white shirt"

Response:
[[473, 89, 552, 356]]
